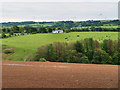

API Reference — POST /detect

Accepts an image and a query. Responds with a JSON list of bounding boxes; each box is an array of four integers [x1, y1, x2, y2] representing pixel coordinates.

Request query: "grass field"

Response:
[[2, 32, 118, 61]]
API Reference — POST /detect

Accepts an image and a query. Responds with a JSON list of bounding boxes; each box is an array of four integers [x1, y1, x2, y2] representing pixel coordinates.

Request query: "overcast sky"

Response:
[[0, 0, 119, 2], [0, 1, 119, 22]]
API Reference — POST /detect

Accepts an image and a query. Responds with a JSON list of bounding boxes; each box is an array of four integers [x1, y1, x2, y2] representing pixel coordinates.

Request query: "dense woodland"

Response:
[[25, 38, 120, 65]]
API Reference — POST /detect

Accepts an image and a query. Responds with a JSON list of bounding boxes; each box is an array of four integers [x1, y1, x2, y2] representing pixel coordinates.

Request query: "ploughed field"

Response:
[[2, 32, 118, 61], [2, 60, 118, 88]]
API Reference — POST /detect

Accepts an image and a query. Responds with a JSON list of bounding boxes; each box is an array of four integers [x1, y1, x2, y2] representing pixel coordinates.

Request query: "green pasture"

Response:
[[2, 32, 118, 61]]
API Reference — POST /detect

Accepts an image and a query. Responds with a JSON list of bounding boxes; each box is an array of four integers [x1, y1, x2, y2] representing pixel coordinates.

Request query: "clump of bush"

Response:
[[39, 58, 47, 62], [4, 49, 14, 54], [91, 49, 112, 64]]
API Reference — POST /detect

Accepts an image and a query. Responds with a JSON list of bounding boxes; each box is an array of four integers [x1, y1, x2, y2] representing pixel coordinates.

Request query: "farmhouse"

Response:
[[52, 30, 63, 33]]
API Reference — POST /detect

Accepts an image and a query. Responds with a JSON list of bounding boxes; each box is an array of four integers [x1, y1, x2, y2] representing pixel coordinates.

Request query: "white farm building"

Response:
[[52, 30, 63, 33]]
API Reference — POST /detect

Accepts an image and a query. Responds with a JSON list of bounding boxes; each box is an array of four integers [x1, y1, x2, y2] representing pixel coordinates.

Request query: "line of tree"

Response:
[[70, 27, 119, 32], [25, 38, 120, 65], [1, 25, 55, 38], [1, 25, 119, 38]]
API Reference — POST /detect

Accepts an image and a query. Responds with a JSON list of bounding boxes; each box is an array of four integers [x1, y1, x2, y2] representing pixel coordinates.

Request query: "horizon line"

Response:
[[0, 19, 118, 23]]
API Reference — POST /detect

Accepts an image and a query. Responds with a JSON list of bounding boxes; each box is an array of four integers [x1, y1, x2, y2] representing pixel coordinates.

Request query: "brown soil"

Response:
[[2, 60, 118, 88]]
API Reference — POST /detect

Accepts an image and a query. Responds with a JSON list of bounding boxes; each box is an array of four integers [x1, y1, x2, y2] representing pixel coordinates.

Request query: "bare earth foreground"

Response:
[[2, 60, 118, 88]]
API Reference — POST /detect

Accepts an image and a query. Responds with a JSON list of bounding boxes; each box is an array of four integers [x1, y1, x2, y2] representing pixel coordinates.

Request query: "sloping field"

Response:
[[2, 61, 118, 88], [2, 32, 118, 61]]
